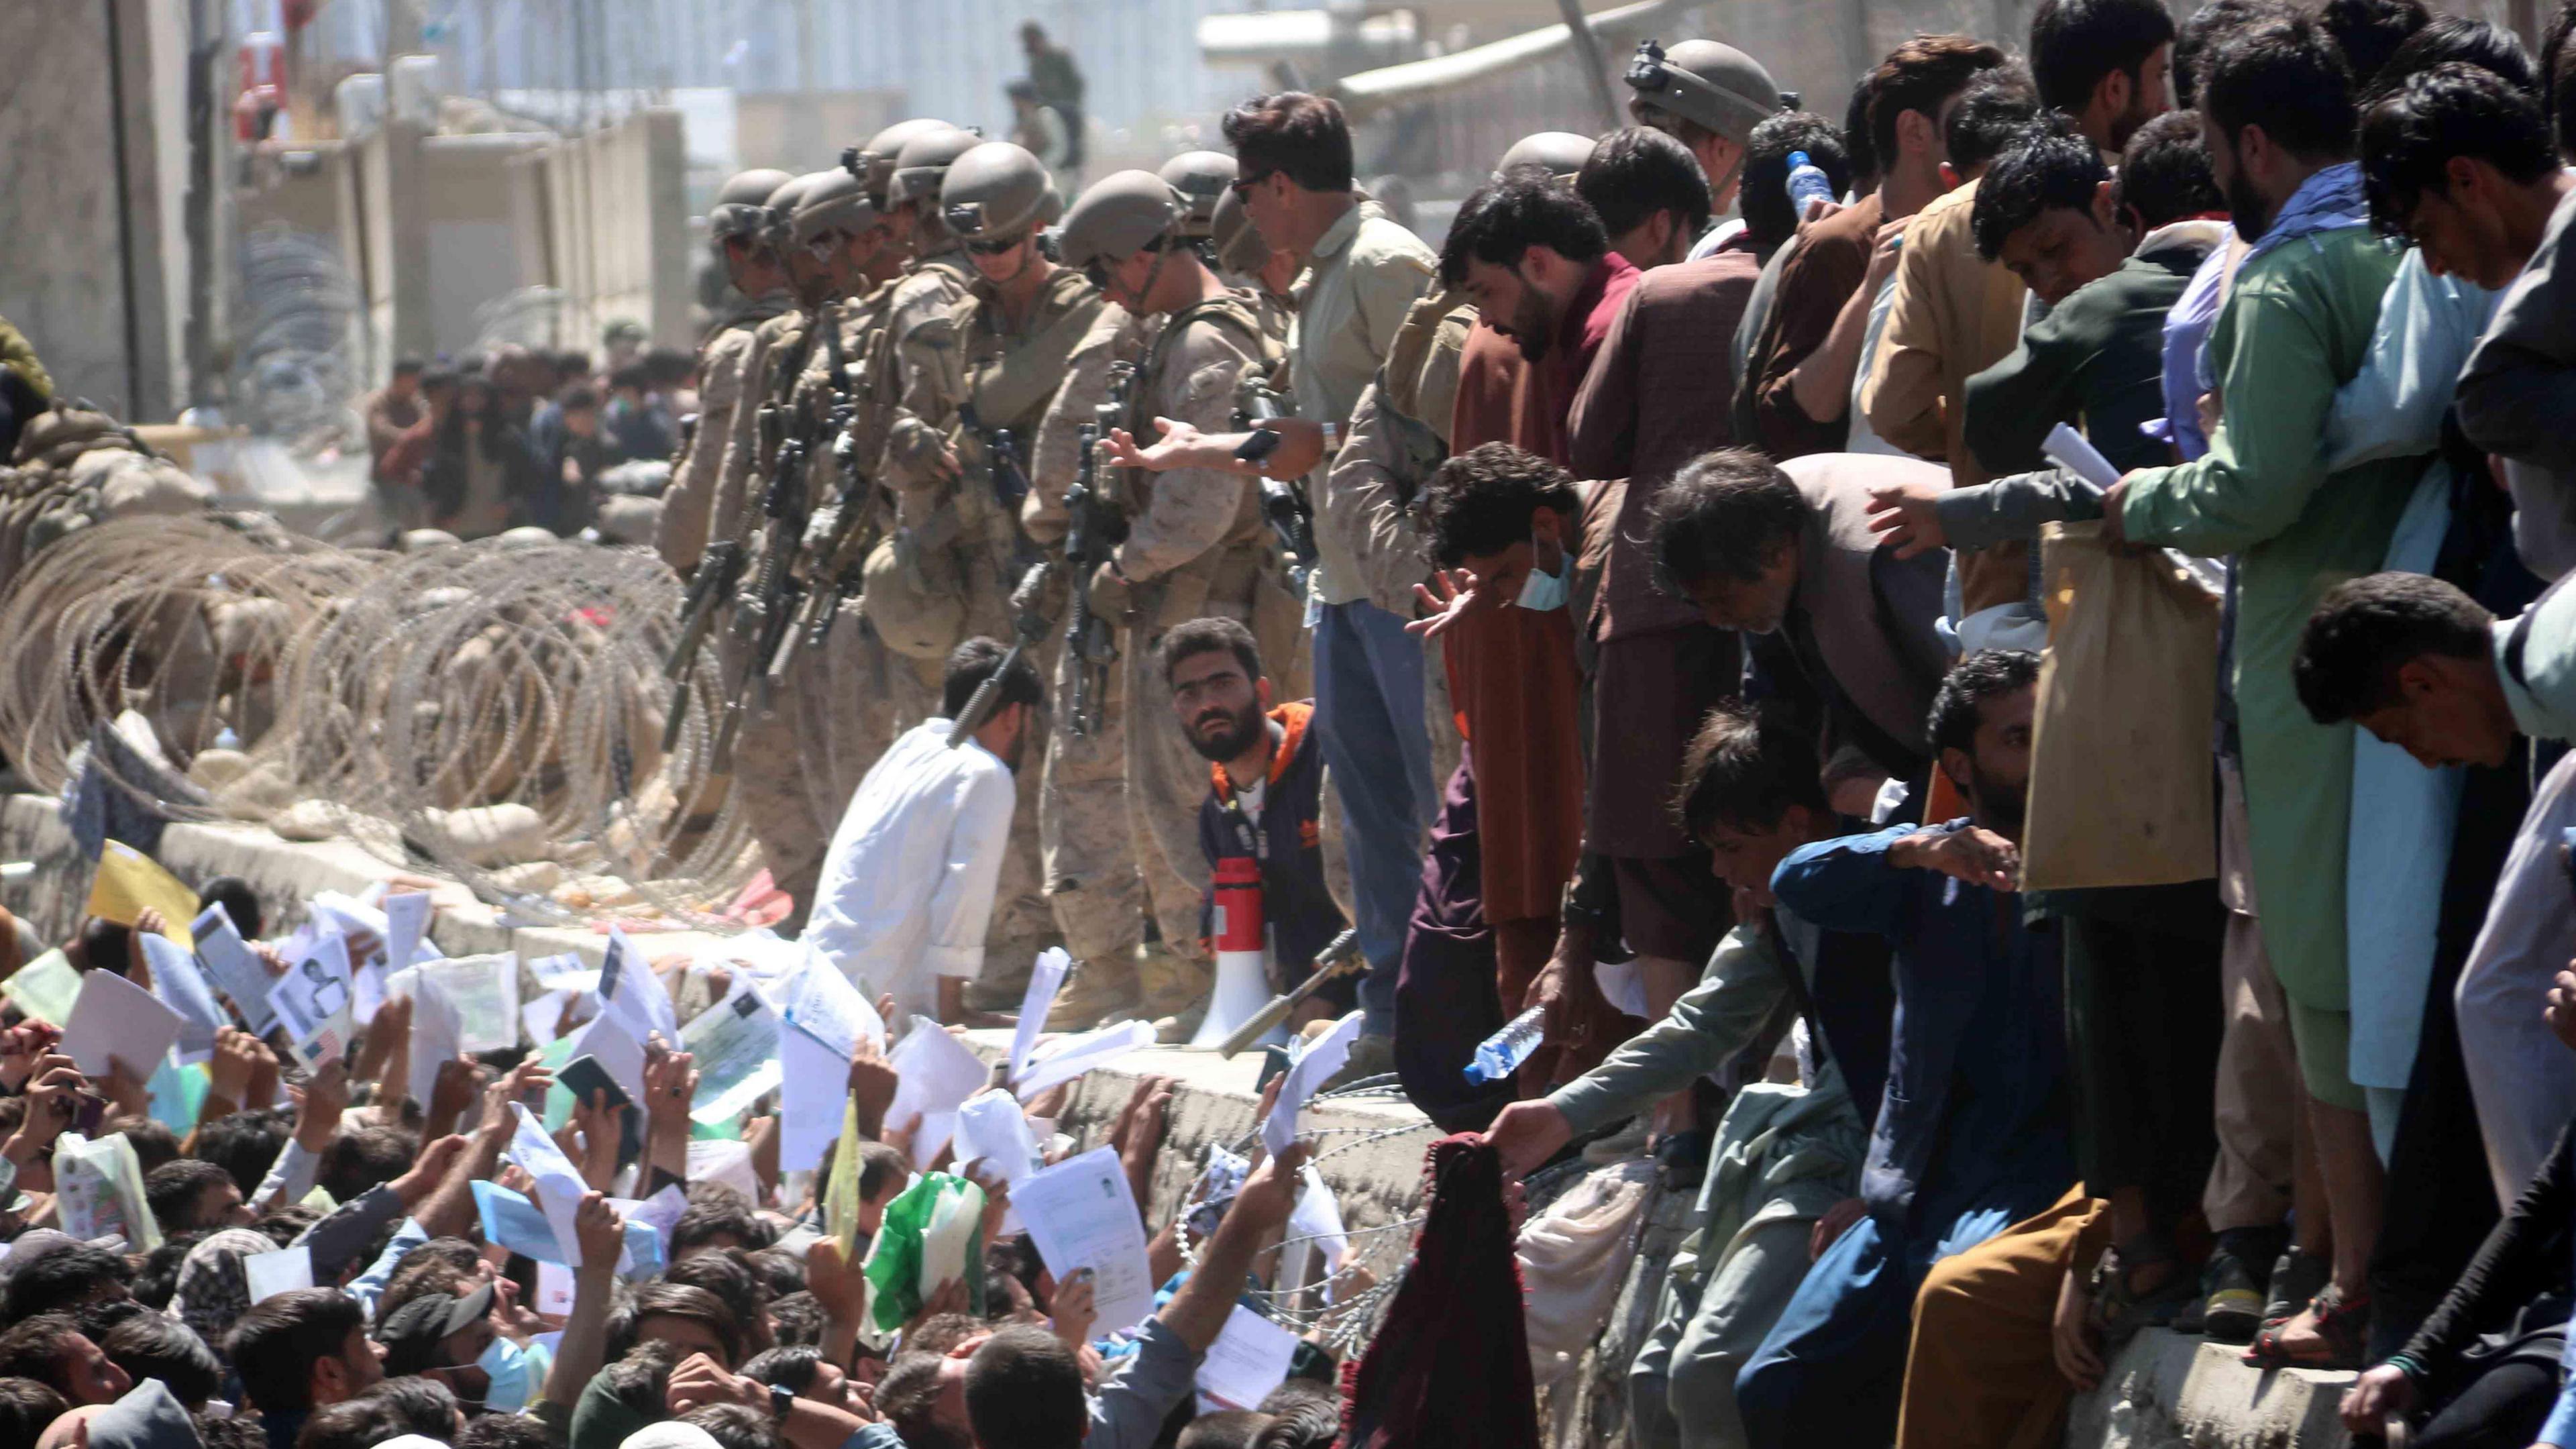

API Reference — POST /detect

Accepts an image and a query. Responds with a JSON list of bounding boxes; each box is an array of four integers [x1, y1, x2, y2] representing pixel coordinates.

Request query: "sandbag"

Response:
[[2021, 522, 2219, 890], [420, 802, 549, 867]]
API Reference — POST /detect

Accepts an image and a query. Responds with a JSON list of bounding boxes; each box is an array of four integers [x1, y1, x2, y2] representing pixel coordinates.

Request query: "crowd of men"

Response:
[[16, 0, 2576, 1445]]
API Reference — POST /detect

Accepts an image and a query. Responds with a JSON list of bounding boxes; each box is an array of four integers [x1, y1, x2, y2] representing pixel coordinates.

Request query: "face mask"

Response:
[[1515, 557, 1569, 612], [477, 1336, 533, 1414]]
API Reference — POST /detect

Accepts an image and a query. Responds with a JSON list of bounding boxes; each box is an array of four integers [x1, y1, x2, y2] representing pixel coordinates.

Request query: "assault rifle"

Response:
[[769, 321, 872, 687], [660, 537, 745, 753], [947, 561, 1054, 747], [710, 406, 808, 770], [957, 398, 1032, 515], [1060, 360, 1135, 737], [1233, 374, 1317, 594]]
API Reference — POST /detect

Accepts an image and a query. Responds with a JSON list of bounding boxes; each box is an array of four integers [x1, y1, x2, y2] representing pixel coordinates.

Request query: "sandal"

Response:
[[2243, 1283, 2371, 1371], [2087, 1240, 2196, 1348]]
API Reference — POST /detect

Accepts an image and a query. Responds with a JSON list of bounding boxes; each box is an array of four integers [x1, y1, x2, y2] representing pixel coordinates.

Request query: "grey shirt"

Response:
[[2458, 184, 2576, 582], [1089, 1318, 1204, 1449]]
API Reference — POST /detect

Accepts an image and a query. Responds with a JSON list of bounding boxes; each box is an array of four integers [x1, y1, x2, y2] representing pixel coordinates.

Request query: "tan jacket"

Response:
[[1026, 303, 1153, 549], [1114, 294, 1273, 584], [1316, 286, 1472, 615], [1859, 179, 2031, 611]]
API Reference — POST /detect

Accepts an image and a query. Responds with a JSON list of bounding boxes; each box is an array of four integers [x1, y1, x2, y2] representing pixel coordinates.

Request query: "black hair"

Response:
[[2031, 0, 2179, 115], [100, 1311, 224, 1409], [0, 1378, 67, 1449], [1415, 442, 1581, 568], [193, 1108, 290, 1197], [146, 1158, 239, 1235], [1178, 1412, 1272, 1449], [1676, 700, 1833, 841], [941, 635, 1046, 720], [1159, 616, 1265, 690], [857, 1141, 909, 1202], [661, 1248, 773, 1354], [2175, 0, 2294, 108], [964, 1325, 1088, 1449], [77, 917, 133, 976], [2546, 0, 2576, 154], [1740, 112, 1852, 252], [1841, 70, 1884, 193], [133, 1230, 207, 1311], [5, 1243, 133, 1321], [1868, 34, 2011, 168], [454, 1410, 562, 1449], [1252, 1381, 1340, 1449], [2116, 110, 2226, 228], [1221, 92, 1356, 194], [742, 1344, 823, 1395], [596, 1339, 683, 1421], [607, 1281, 747, 1370], [319, 1124, 419, 1206], [765, 1291, 828, 1348], [0, 1316, 85, 1399], [1647, 447, 1808, 590], [1972, 117, 2113, 260], [684, 1403, 784, 1449], [1577, 127, 1712, 247], [105, 1114, 180, 1177], [2319, 0, 2431, 93], [2375, 15, 2538, 99], [873, 1353, 969, 1449], [2361, 62, 2561, 239], [2202, 15, 2358, 163], [197, 876, 263, 939], [362, 1375, 461, 1440], [290, 1398, 401, 1449], [2293, 572, 2496, 723], [1437, 172, 1609, 288], [742, 1249, 808, 1302], [1928, 649, 2043, 757], [1943, 65, 2045, 176], [227, 1289, 366, 1412], [378, 1239, 484, 1325], [558, 384, 603, 413], [254, 1205, 323, 1248]]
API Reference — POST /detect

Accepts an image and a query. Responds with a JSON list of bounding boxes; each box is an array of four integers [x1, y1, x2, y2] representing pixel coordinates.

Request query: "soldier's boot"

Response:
[[1140, 945, 1214, 1044], [1044, 950, 1142, 1031]]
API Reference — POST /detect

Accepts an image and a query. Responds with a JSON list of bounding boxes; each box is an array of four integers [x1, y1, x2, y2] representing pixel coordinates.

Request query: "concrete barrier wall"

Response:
[[519, 110, 695, 355]]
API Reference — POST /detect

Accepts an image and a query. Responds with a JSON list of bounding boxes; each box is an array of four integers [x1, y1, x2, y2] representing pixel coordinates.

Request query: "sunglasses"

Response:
[[965, 232, 1028, 256], [1229, 170, 1276, 200]]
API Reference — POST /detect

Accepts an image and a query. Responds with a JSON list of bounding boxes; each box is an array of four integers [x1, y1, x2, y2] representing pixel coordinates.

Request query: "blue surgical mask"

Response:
[[1515, 557, 1569, 612], [477, 1336, 534, 1413]]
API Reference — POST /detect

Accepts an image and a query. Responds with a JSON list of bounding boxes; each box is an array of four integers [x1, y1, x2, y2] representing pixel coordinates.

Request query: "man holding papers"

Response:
[[805, 638, 1044, 1026]]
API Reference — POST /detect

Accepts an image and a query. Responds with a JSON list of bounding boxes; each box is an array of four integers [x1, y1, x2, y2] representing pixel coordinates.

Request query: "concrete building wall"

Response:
[[523, 109, 694, 354], [0, 0, 186, 421]]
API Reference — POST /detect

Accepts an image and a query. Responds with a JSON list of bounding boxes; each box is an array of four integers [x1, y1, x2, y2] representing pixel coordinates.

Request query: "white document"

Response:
[[779, 1020, 851, 1175], [1008, 947, 1071, 1084], [1592, 958, 1652, 1020], [599, 926, 678, 1044], [1195, 1304, 1300, 1411], [778, 947, 888, 1054], [570, 1013, 648, 1109], [615, 1183, 690, 1245], [885, 1022, 994, 1169], [1012, 1020, 1155, 1102], [423, 954, 521, 1054], [191, 904, 277, 1035], [1264, 1012, 1363, 1159], [140, 933, 223, 1065], [953, 1089, 1040, 1234], [534, 1258, 577, 1317], [2041, 421, 2124, 492], [508, 1102, 600, 1271], [687, 1138, 762, 1200], [310, 892, 392, 1026], [680, 977, 784, 1124], [382, 892, 435, 975], [62, 967, 184, 1081], [268, 929, 356, 1068], [1289, 1165, 1349, 1293], [402, 967, 465, 1109], [242, 1246, 314, 1304], [1013, 1146, 1155, 1336]]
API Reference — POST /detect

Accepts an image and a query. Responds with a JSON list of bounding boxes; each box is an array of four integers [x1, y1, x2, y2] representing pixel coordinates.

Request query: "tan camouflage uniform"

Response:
[[655, 288, 794, 575]]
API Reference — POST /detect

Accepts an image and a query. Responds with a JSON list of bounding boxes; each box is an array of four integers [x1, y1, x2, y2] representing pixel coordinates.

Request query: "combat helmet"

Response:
[[710, 167, 795, 245], [1210, 185, 1269, 278], [1623, 38, 1780, 144], [941, 141, 1061, 243], [790, 168, 879, 251], [887, 125, 985, 210], [760, 173, 823, 253], [1157, 150, 1238, 239], [1057, 170, 1187, 272], [1494, 131, 1596, 180], [847, 118, 953, 207]]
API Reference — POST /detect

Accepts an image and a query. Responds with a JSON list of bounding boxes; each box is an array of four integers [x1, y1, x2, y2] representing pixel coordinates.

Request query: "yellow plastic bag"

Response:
[[2021, 523, 2220, 890]]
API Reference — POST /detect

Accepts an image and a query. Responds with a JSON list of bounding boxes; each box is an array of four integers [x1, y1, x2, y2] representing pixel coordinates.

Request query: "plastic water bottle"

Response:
[[1465, 1005, 1549, 1083], [1784, 150, 1835, 217]]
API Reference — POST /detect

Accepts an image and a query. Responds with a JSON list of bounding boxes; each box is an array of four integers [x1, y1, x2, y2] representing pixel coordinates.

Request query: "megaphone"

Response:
[[1191, 857, 1277, 1049], [1214, 929, 1365, 1059]]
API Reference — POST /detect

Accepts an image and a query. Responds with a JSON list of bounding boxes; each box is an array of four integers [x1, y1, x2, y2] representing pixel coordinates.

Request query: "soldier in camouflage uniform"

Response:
[[656, 168, 796, 576], [865, 140, 1104, 1006], [1046, 170, 1297, 1039], [1210, 186, 1301, 351]]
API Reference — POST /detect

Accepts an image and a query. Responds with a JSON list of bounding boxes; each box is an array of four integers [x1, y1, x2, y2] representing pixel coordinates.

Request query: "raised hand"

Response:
[[1405, 566, 1495, 639]]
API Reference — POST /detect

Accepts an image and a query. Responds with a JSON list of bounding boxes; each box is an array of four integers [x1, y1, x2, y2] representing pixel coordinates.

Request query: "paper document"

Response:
[[402, 967, 465, 1108], [479, 1179, 659, 1273], [1289, 1165, 1349, 1295], [822, 1094, 865, 1256], [382, 892, 434, 975], [87, 842, 197, 947], [243, 1246, 313, 1303], [268, 929, 356, 1069], [508, 1102, 607, 1271], [423, 954, 521, 1054], [680, 979, 784, 1124], [190, 906, 278, 1035], [1263, 1012, 1363, 1158], [1196, 1304, 1300, 1411], [2041, 422, 2123, 492], [1008, 947, 1071, 1083], [140, 933, 224, 1064], [885, 1022, 994, 1168], [953, 1089, 1040, 1234], [688, 1138, 762, 1200], [778, 947, 888, 1054], [62, 967, 184, 1082], [598, 926, 678, 1044], [1013, 1146, 1155, 1335], [570, 1013, 648, 1108], [780, 1020, 852, 1175], [1013, 1019, 1155, 1101], [1, 951, 81, 1026]]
